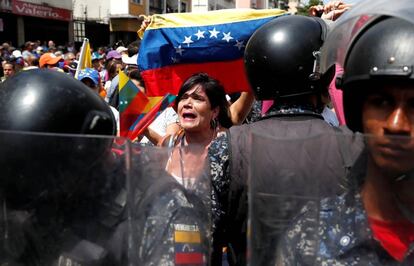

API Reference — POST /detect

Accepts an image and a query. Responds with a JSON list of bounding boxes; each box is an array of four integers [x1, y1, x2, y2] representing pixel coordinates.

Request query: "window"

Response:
[[131, 0, 142, 4], [74, 21, 85, 42]]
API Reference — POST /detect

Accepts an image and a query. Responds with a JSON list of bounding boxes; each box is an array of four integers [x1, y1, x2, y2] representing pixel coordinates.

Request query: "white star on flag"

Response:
[[175, 45, 184, 56], [194, 30, 205, 40], [222, 32, 234, 42], [234, 40, 245, 50], [209, 28, 220, 38], [183, 36, 194, 47]]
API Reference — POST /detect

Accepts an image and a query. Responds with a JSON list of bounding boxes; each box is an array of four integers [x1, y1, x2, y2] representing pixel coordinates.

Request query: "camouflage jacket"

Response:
[[278, 162, 414, 266]]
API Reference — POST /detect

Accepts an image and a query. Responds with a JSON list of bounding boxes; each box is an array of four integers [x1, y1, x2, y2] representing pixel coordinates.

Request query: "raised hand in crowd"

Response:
[[309, 1, 352, 21], [138, 15, 153, 38]]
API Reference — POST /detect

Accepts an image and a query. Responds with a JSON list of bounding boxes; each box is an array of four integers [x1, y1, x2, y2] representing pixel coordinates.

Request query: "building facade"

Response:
[[0, 0, 72, 47], [72, 0, 110, 48]]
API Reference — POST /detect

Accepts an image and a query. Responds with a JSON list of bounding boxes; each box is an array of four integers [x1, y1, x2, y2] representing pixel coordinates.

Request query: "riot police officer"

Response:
[[0, 69, 211, 266], [0, 69, 128, 265], [278, 1, 414, 264], [209, 15, 363, 265]]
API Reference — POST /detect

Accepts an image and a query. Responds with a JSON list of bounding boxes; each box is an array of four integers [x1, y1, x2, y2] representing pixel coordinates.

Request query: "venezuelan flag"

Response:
[[174, 229, 205, 265], [138, 9, 289, 97]]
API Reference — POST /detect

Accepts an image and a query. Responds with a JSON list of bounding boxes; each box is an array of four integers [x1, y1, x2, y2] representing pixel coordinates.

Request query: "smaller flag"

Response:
[[75, 38, 92, 79], [119, 71, 150, 137], [127, 93, 176, 141], [174, 224, 205, 265]]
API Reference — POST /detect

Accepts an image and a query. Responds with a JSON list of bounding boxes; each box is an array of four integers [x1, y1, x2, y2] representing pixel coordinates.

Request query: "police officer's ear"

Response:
[[335, 74, 344, 90]]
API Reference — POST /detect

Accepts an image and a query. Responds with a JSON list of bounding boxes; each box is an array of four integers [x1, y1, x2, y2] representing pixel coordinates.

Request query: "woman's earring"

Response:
[[210, 118, 218, 129]]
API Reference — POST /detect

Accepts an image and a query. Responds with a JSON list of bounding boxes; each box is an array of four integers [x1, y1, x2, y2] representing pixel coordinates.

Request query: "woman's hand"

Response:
[[138, 15, 153, 39]]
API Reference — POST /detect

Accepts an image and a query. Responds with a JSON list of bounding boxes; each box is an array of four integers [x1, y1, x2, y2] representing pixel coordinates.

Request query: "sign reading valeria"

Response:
[[12, 0, 71, 21]]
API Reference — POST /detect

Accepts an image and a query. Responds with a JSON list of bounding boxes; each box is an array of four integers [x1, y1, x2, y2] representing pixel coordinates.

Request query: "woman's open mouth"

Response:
[[182, 112, 197, 121]]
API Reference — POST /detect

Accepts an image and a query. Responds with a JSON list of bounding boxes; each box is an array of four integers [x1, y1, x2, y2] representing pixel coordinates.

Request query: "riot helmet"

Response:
[[336, 17, 414, 132], [0, 69, 116, 208], [319, 0, 414, 132], [0, 69, 115, 135], [244, 15, 335, 100]]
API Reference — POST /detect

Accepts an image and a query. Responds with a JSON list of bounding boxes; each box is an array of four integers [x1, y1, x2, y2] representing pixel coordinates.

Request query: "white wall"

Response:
[[109, 0, 129, 16], [22, 0, 72, 10], [192, 0, 208, 12], [73, 0, 110, 22]]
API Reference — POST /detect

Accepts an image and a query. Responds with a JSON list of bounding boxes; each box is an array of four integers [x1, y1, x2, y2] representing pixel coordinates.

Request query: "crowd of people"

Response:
[[0, 0, 413, 265]]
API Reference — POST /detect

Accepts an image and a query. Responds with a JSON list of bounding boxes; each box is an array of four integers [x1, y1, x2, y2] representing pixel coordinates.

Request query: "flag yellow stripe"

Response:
[[147, 9, 288, 30], [118, 71, 129, 92], [143, 96, 164, 112], [174, 231, 201, 243]]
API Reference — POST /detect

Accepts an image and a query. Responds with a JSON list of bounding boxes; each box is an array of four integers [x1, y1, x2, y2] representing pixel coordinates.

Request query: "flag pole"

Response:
[[74, 38, 89, 79]]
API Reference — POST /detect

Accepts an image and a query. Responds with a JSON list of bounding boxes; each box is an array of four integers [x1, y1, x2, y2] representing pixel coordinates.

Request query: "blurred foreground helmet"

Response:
[[337, 17, 414, 131], [0, 69, 115, 134], [244, 15, 335, 100], [0, 69, 116, 208]]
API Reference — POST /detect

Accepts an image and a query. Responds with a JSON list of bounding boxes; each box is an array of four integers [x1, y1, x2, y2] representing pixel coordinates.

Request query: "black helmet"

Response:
[[337, 17, 414, 132], [244, 15, 335, 100], [0, 69, 116, 208], [0, 69, 115, 135]]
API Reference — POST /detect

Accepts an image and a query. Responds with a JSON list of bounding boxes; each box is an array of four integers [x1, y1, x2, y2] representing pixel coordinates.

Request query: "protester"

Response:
[[10, 50, 25, 72], [64, 52, 76, 63], [106, 50, 122, 62], [47, 40, 56, 51], [309, 0, 353, 126], [105, 44, 135, 106], [34, 46, 44, 58], [1, 61, 15, 82], [157, 73, 232, 263], [79, 68, 120, 134], [309, 0, 351, 20], [92, 52, 104, 73], [39, 52, 63, 70], [279, 7, 414, 264], [116, 46, 128, 57], [210, 15, 363, 265], [103, 59, 122, 92], [22, 41, 35, 61]]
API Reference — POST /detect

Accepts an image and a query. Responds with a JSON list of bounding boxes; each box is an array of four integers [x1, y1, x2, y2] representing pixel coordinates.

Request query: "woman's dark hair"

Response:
[[128, 70, 146, 91], [106, 60, 120, 81], [127, 40, 141, 57], [175, 73, 233, 128]]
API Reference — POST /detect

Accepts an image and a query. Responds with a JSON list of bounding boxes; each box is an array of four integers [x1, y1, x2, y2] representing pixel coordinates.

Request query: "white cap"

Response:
[[12, 50, 22, 58], [122, 54, 138, 65], [116, 46, 128, 54]]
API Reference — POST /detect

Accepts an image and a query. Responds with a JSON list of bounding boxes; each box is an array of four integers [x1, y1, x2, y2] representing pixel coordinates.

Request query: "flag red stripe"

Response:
[[141, 59, 251, 97], [127, 97, 165, 140], [120, 93, 149, 137], [175, 253, 204, 265]]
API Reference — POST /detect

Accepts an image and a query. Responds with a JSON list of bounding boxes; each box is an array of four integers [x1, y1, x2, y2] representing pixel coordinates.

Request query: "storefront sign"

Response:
[[12, 0, 72, 21]]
